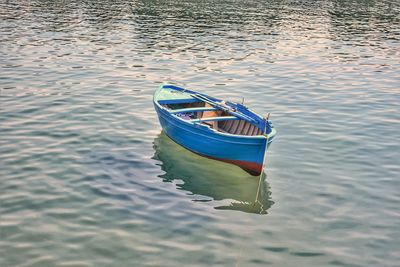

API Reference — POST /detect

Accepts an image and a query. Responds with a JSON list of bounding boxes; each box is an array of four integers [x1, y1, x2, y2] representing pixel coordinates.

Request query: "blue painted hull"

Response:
[[153, 85, 276, 175]]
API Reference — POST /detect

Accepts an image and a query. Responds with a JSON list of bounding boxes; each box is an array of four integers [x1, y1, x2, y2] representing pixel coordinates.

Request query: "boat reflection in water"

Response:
[[153, 132, 274, 214]]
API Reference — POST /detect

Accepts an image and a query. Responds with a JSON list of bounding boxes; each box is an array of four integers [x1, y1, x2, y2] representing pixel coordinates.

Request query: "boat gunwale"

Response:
[[153, 84, 277, 140], [155, 106, 269, 146]]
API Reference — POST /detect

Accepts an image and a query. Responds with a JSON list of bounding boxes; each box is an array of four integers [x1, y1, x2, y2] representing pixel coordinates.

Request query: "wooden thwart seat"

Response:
[[170, 107, 218, 114], [190, 116, 237, 123]]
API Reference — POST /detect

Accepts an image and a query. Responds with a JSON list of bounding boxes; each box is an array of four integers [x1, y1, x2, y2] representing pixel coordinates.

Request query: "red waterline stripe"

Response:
[[202, 154, 263, 176]]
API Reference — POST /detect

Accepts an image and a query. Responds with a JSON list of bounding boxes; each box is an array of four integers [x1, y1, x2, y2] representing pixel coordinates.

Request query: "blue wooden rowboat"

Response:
[[153, 84, 277, 176]]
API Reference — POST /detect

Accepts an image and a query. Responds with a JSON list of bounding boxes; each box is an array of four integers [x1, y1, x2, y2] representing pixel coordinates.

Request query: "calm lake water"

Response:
[[1, 0, 399, 266]]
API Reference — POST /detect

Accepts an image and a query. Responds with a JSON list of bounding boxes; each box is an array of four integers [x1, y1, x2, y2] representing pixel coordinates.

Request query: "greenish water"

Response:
[[1, 0, 399, 266]]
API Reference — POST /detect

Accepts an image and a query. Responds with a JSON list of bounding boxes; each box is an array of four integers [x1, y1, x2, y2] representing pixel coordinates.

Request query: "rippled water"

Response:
[[1, 0, 399, 266]]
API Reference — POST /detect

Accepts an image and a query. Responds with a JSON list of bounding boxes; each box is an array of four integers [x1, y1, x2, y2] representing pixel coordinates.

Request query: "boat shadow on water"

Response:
[[152, 132, 274, 214]]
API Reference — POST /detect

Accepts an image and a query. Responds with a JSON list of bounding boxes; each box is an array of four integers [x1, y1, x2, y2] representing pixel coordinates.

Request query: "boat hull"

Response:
[[154, 104, 269, 176]]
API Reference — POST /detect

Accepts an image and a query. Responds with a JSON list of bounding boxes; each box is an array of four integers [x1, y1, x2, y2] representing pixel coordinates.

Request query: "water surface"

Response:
[[1, 0, 399, 266]]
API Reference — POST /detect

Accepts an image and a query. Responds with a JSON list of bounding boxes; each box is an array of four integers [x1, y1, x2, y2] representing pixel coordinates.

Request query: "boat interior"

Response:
[[162, 101, 263, 136]]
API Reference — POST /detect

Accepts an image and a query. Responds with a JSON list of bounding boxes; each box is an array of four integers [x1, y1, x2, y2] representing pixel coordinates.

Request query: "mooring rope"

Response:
[[254, 171, 263, 205], [235, 172, 263, 267], [236, 115, 271, 266]]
